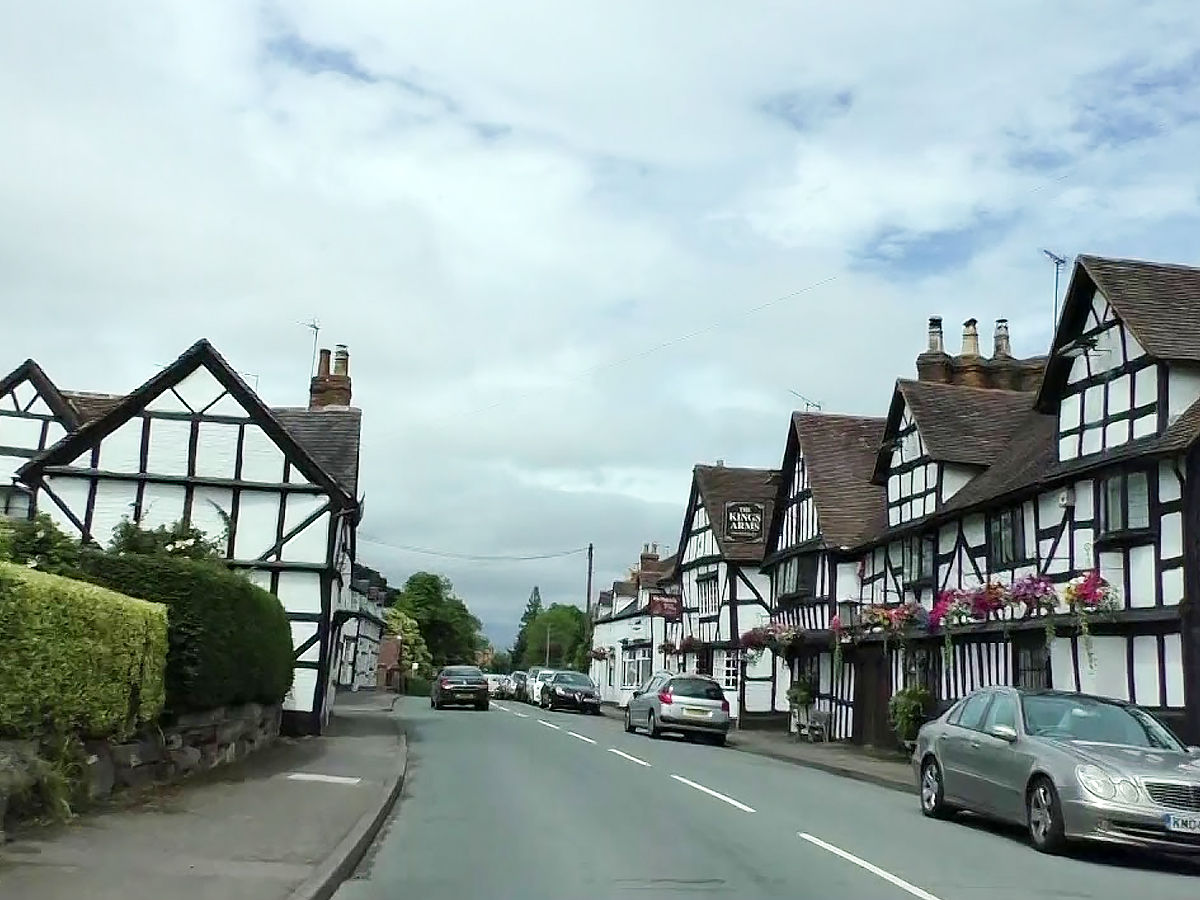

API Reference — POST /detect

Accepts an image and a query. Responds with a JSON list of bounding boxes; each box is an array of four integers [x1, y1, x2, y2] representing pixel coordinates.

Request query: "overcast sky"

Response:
[[4, 2, 1199, 645]]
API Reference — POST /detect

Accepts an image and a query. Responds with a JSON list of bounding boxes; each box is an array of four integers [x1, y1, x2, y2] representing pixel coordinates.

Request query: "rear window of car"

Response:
[[443, 667, 483, 677], [669, 678, 724, 700]]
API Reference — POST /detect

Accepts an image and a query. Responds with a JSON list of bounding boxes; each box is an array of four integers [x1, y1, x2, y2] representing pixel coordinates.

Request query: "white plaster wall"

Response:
[[241, 426, 287, 483], [277, 569, 322, 616], [194, 421, 240, 479], [281, 496, 329, 563], [100, 420, 142, 471], [1167, 365, 1200, 423], [91, 479, 138, 546], [140, 482, 186, 531], [234, 491, 281, 558], [146, 419, 191, 475], [292, 621, 321, 662], [285, 668, 318, 714], [942, 464, 974, 502], [191, 486, 234, 543], [42, 474, 89, 535]]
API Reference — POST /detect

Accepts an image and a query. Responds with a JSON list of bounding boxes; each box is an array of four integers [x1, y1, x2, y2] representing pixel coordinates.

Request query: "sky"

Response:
[[4, 2, 1200, 645]]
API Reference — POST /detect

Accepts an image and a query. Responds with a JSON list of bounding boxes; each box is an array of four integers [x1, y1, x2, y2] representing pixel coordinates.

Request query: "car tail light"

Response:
[[657, 688, 673, 704], [439, 678, 452, 688], [720, 699, 730, 713]]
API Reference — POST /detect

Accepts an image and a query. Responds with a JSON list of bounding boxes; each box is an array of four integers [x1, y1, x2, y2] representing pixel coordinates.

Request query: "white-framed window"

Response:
[[696, 570, 719, 614], [621, 647, 652, 689], [721, 650, 740, 689]]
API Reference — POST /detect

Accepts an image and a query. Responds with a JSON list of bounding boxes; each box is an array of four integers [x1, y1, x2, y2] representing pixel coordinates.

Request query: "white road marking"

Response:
[[567, 731, 597, 744], [797, 833, 943, 900], [493, 703, 509, 711], [538, 720, 560, 730], [286, 773, 362, 785], [670, 775, 755, 813], [606, 748, 651, 767], [513, 712, 529, 718]]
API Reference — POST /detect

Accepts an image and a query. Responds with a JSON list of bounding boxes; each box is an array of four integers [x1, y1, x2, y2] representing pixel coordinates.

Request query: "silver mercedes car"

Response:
[[913, 686, 1200, 854]]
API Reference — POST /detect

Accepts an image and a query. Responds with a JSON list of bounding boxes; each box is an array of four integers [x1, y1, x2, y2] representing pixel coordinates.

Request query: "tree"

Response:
[[510, 586, 543, 663], [395, 572, 485, 668], [522, 603, 588, 670], [487, 650, 513, 674], [384, 607, 432, 677]]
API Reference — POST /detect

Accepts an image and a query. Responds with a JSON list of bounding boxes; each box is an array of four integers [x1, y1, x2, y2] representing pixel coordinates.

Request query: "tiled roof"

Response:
[[793, 412, 888, 548], [1079, 255, 1200, 362], [895, 379, 1037, 467], [694, 464, 782, 563], [60, 391, 125, 423], [613, 580, 638, 598], [272, 407, 363, 497]]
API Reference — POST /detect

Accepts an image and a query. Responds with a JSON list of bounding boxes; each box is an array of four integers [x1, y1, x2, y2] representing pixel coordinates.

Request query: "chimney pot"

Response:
[[317, 348, 331, 377], [652, 542, 658, 554], [961, 318, 981, 357], [715, 458, 724, 467], [927, 316, 944, 353], [643, 542, 649, 553], [333, 344, 349, 376], [993, 318, 1012, 358]]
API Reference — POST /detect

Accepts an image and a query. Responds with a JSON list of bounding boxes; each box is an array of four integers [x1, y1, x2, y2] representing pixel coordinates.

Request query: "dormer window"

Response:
[[903, 533, 935, 586], [1100, 470, 1151, 536]]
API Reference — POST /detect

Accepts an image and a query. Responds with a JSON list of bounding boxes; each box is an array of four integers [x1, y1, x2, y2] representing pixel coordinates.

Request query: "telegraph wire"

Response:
[[357, 533, 589, 562]]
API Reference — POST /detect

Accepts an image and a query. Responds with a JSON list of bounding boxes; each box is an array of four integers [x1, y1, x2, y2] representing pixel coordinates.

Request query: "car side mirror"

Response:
[[989, 724, 1018, 742], [631, 689, 642, 698]]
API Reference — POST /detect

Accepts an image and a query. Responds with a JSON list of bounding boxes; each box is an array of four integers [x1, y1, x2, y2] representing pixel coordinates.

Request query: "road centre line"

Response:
[[670, 775, 755, 813], [513, 712, 529, 718], [538, 720, 560, 730], [285, 773, 362, 785], [567, 731, 597, 744], [607, 748, 652, 767], [798, 833, 943, 900], [493, 703, 509, 711]]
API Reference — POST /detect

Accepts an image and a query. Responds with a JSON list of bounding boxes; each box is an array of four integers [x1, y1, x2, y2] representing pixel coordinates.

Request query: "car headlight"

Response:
[[1076, 764, 1139, 802], [555, 687, 568, 695]]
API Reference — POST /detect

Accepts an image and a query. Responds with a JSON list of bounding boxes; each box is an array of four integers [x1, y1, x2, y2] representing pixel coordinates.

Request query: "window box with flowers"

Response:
[[1064, 570, 1119, 669], [657, 640, 678, 656], [587, 647, 611, 661], [678, 635, 702, 655], [738, 626, 772, 664], [765, 622, 804, 659], [1006, 573, 1060, 648]]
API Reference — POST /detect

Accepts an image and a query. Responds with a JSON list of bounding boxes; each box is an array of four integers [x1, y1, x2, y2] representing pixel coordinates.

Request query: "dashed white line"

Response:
[[567, 731, 597, 744], [538, 720, 560, 730], [285, 773, 362, 785], [798, 833, 942, 900], [670, 775, 755, 813], [606, 748, 651, 767], [513, 712, 529, 718], [493, 702, 509, 711]]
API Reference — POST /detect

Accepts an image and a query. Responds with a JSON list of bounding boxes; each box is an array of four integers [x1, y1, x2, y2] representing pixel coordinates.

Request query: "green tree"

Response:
[[522, 603, 588, 670], [510, 586, 543, 664], [396, 572, 484, 668], [487, 650, 513, 674], [384, 606, 433, 677]]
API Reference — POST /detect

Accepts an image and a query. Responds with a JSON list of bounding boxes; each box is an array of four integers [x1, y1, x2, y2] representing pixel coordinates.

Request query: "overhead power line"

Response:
[[357, 533, 588, 562]]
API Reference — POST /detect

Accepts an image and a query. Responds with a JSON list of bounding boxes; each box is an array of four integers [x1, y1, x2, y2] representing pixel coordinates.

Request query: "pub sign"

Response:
[[725, 501, 765, 542], [648, 593, 682, 620]]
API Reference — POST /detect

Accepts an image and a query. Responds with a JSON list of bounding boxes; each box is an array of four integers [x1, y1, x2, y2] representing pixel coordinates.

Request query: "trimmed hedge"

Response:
[[71, 551, 294, 716], [0, 562, 167, 740]]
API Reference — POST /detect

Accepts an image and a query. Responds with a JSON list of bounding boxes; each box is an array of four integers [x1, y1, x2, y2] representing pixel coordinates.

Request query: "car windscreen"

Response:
[[554, 673, 593, 687], [1021, 695, 1184, 750], [537, 672, 557, 681], [669, 678, 724, 700]]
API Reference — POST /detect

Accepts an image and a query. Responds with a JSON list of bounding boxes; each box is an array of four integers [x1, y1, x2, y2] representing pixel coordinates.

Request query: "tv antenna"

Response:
[[300, 319, 321, 377], [789, 389, 822, 411], [1041, 250, 1067, 326]]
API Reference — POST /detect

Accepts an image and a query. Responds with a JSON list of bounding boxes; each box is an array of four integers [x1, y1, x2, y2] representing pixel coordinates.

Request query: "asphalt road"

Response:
[[334, 697, 1200, 900]]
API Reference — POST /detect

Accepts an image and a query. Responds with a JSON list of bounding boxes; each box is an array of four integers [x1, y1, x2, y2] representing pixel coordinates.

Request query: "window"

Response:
[[954, 691, 992, 731], [696, 572, 719, 614], [903, 647, 935, 693], [1100, 470, 1151, 534], [621, 647, 651, 689], [668, 677, 725, 701], [696, 649, 714, 676], [1015, 643, 1047, 690], [903, 533, 935, 585], [981, 692, 1017, 732], [0, 486, 32, 520], [988, 507, 1024, 568], [722, 650, 741, 689]]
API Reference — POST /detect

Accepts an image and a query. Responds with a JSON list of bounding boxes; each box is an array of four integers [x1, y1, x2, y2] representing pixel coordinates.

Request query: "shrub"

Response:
[[71, 550, 293, 716], [0, 513, 80, 572], [0, 562, 167, 741]]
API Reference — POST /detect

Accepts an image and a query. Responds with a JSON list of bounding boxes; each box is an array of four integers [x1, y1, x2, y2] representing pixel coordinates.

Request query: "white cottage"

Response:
[[0, 360, 81, 519], [339, 563, 388, 691], [762, 412, 887, 740], [14, 339, 364, 736], [823, 254, 1200, 746], [661, 463, 780, 723]]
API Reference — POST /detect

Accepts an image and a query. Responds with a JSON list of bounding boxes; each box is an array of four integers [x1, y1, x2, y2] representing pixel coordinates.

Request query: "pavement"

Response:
[[337, 696, 1200, 900], [0, 690, 407, 900]]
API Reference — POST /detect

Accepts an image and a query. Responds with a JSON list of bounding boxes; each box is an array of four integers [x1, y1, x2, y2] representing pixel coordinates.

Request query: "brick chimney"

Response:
[[309, 344, 352, 408], [955, 319, 987, 387], [915, 316, 952, 384], [992, 318, 1012, 358], [640, 542, 660, 572]]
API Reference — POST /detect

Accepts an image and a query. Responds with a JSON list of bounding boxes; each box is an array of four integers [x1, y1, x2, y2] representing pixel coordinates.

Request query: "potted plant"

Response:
[[786, 672, 819, 739], [888, 685, 933, 751]]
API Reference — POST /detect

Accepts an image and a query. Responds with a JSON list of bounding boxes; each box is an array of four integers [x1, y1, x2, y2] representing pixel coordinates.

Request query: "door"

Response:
[[968, 691, 1028, 821], [851, 645, 892, 747], [937, 690, 994, 805]]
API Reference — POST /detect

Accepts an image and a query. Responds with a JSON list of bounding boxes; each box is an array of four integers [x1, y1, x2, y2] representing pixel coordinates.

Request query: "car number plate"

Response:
[[1164, 813, 1200, 834], [683, 707, 711, 717]]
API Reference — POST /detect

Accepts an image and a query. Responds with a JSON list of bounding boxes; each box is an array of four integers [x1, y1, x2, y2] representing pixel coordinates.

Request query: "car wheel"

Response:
[[429, 697, 435, 708], [477, 701, 489, 711], [709, 733, 726, 747], [624, 708, 635, 733], [1027, 777, 1067, 853], [919, 757, 954, 819], [647, 711, 661, 739]]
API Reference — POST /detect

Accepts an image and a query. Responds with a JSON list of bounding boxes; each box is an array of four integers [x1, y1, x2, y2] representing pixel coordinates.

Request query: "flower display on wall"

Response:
[[1064, 570, 1119, 669]]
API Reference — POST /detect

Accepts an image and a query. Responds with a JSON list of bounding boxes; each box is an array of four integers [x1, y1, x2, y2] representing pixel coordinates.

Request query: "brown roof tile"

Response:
[[793, 412, 888, 548], [59, 390, 124, 423], [891, 379, 1036, 468], [1079, 255, 1200, 362], [694, 464, 782, 563]]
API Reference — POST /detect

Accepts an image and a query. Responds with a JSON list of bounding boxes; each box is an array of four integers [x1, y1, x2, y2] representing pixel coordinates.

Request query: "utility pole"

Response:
[[544, 623, 551, 667], [585, 542, 594, 617]]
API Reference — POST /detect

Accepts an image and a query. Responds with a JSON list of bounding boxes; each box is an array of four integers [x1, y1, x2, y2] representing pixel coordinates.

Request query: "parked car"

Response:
[[510, 671, 528, 701], [540, 671, 601, 713], [625, 671, 730, 745], [430, 665, 490, 710], [484, 674, 505, 696], [529, 668, 559, 704], [914, 686, 1200, 854], [524, 667, 545, 703]]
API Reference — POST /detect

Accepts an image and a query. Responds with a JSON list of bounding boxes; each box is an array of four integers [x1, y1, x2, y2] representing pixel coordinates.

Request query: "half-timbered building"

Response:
[[762, 412, 886, 740], [14, 339, 364, 736], [339, 563, 389, 690], [833, 255, 1200, 746], [0, 360, 82, 519], [661, 463, 780, 723]]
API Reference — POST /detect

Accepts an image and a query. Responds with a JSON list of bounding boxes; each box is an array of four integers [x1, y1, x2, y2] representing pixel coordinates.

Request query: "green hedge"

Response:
[[71, 551, 293, 716], [0, 562, 167, 740], [403, 676, 432, 697]]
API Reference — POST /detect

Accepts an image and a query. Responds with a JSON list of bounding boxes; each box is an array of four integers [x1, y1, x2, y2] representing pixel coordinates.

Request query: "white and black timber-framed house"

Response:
[[830, 255, 1200, 747], [589, 544, 678, 706], [340, 563, 390, 690], [13, 339, 364, 736], [761, 412, 887, 740], [662, 463, 780, 723]]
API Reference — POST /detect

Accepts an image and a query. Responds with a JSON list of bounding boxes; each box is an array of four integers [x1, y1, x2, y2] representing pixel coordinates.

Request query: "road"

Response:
[[334, 697, 1200, 899]]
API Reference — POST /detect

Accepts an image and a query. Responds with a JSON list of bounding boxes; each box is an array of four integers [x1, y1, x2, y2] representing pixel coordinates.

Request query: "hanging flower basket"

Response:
[[965, 581, 1006, 621], [887, 601, 929, 635], [859, 605, 892, 633], [764, 622, 804, 658], [1064, 570, 1119, 670], [657, 640, 678, 655], [830, 614, 844, 670], [678, 636, 702, 654], [1007, 573, 1060, 648], [739, 626, 773, 664], [587, 647, 610, 661], [930, 589, 972, 669]]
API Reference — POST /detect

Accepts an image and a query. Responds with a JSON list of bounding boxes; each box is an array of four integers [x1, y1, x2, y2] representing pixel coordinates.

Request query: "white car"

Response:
[[484, 674, 505, 696], [531, 669, 560, 706]]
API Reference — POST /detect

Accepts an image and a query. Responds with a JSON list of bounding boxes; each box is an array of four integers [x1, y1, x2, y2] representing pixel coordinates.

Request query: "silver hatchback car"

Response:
[[625, 671, 730, 746]]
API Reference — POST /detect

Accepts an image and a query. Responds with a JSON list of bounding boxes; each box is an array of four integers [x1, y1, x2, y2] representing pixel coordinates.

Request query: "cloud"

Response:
[[3, 1, 1200, 643]]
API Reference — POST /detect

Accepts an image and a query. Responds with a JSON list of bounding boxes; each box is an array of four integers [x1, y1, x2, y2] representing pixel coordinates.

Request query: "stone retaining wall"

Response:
[[1, 702, 280, 839]]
